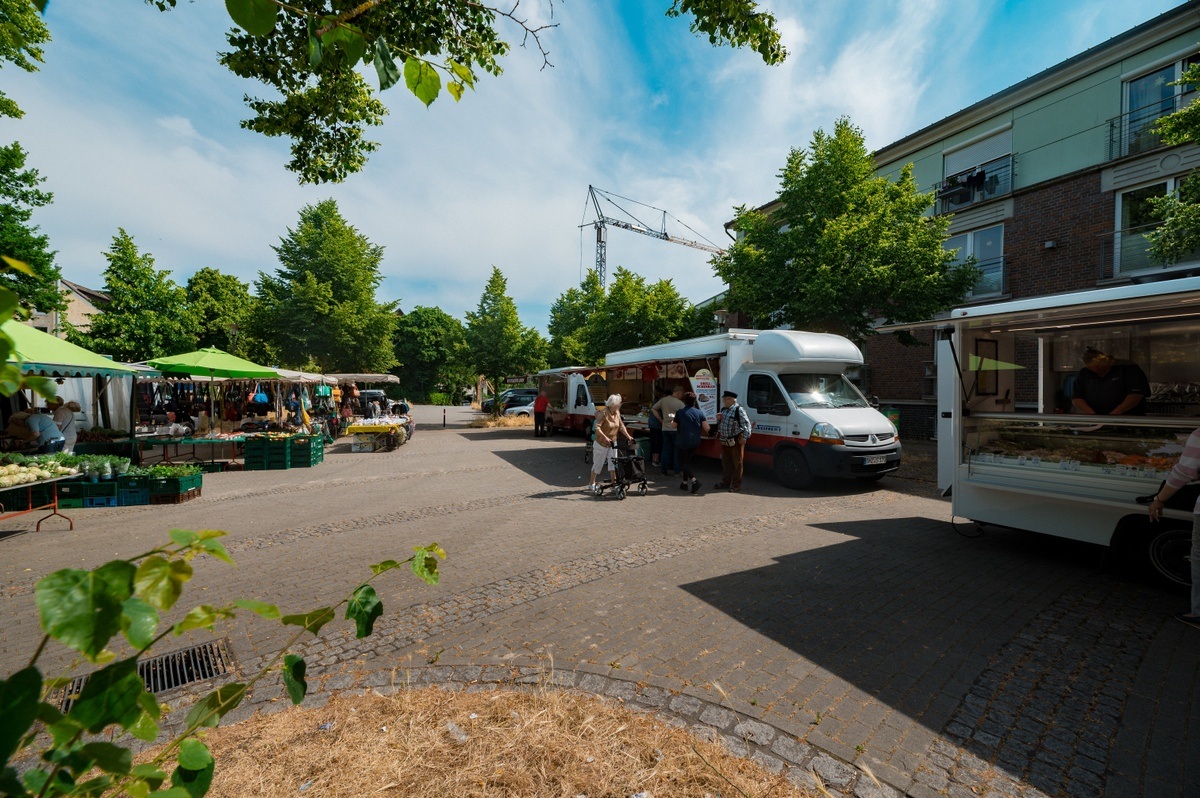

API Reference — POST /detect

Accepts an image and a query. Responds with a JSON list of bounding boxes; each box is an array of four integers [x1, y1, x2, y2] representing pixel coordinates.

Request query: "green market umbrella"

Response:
[[2, 320, 138, 379], [148, 347, 278, 428]]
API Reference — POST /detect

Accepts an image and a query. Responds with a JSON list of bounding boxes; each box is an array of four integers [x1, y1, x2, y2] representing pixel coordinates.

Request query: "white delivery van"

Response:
[[921, 275, 1200, 589], [536, 367, 606, 435], [594, 329, 901, 488]]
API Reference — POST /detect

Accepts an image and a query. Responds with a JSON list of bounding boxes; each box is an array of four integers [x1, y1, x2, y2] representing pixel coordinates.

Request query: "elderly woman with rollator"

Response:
[[587, 394, 634, 495], [1148, 425, 1200, 630]]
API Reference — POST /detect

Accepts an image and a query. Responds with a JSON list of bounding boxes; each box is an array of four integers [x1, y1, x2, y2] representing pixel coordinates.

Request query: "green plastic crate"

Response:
[[118, 475, 150, 491], [58, 497, 85, 509], [57, 482, 91, 499]]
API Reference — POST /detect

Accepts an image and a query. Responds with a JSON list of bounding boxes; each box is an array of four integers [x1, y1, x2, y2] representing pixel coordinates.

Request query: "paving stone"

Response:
[[577, 674, 609, 694], [853, 777, 899, 798], [810, 754, 856, 788], [689, 724, 719, 743], [668, 695, 701, 716], [750, 751, 784, 775], [699, 706, 736, 729], [771, 736, 813, 765], [733, 719, 775, 745], [722, 735, 748, 758]]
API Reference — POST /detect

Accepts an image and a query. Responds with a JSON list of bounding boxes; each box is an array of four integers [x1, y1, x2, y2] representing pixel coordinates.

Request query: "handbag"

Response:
[[1137, 480, 1200, 511], [251, 383, 269, 404]]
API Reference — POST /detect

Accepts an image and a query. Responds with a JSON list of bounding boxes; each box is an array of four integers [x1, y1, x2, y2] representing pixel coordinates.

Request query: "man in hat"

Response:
[[715, 390, 752, 491], [1071, 348, 1150, 416]]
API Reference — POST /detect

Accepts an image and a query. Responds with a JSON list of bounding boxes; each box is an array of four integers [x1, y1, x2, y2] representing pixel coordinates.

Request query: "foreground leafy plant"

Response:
[[0, 530, 446, 797]]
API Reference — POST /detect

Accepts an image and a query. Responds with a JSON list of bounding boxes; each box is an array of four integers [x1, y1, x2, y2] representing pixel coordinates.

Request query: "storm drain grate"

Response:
[[50, 638, 236, 713]]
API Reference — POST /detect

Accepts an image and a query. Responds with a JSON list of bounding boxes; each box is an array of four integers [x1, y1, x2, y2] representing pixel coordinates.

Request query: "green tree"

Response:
[[0, 0, 50, 119], [393, 305, 472, 402], [252, 199, 397, 372], [140, 0, 785, 183], [580, 267, 697, 362], [68, 229, 196, 362], [185, 268, 255, 356], [714, 117, 976, 344], [1147, 61, 1200, 263], [0, 142, 63, 314], [547, 269, 604, 366], [465, 267, 546, 406]]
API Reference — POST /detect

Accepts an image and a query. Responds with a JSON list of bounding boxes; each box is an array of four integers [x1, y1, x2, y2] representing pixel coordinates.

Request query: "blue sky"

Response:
[[0, 0, 1184, 333]]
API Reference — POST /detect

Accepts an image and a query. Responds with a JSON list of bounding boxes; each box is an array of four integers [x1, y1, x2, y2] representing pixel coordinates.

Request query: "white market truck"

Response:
[[919, 275, 1200, 589], [539, 329, 901, 488]]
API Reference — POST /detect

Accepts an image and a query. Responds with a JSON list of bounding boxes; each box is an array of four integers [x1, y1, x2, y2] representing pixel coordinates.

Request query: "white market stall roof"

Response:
[[274, 368, 337, 385], [326, 373, 400, 384]]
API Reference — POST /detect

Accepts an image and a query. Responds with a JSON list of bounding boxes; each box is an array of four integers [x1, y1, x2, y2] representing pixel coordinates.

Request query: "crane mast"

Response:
[[582, 185, 724, 287]]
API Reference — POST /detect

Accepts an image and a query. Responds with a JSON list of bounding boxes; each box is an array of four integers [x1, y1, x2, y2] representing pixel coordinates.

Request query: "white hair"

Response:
[[604, 394, 622, 409]]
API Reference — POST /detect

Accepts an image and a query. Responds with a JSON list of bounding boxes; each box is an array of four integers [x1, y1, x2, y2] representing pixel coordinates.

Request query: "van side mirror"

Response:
[[869, 395, 880, 409]]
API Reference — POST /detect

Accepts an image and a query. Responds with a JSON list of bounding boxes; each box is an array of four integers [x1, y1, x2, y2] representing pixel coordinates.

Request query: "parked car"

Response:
[[504, 399, 536, 417], [482, 388, 538, 412]]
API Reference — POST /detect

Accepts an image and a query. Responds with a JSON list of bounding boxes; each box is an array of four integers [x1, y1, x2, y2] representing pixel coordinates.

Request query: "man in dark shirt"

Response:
[[1071, 348, 1150, 416]]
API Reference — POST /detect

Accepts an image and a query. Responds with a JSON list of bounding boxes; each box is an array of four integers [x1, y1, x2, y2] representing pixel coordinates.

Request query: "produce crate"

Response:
[[57, 497, 85, 509], [149, 474, 203, 495], [57, 482, 91, 500], [85, 496, 119, 508], [118, 475, 150, 491], [88, 481, 119, 497], [290, 436, 324, 468], [200, 462, 226, 473], [119, 489, 151, 506], [0, 489, 29, 512]]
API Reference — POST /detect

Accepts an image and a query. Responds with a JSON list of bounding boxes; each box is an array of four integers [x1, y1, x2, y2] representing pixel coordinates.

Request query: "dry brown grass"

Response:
[[468, 414, 534, 428], [185, 686, 813, 797]]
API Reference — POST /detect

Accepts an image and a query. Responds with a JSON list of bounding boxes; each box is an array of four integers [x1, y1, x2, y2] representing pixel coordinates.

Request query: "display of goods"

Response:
[[150, 473, 203, 495], [0, 462, 78, 488], [76, 427, 127, 442]]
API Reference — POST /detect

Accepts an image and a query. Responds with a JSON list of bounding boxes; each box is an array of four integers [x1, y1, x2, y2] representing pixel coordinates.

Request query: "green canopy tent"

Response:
[[147, 348, 278, 430], [3, 320, 138, 380]]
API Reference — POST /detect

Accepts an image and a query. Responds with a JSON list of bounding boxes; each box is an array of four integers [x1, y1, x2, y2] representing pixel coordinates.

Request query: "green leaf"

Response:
[[128, 708, 160, 742], [404, 58, 441, 106], [177, 738, 213, 771], [307, 17, 323, 67], [121, 596, 159, 650], [23, 375, 57, 400], [449, 60, 475, 89], [134, 556, 193, 612], [0, 286, 19, 321], [0, 255, 35, 276], [0, 667, 41, 764], [345, 584, 382, 638], [322, 24, 367, 66], [197, 538, 234, 565], [169, 529, 198, 547], [410, 543, 446, 585], [132, 763, 168, 788], [224, 0, 277, 37], [281, 606, 335, 636], [36, 561, 136, 662], [80, 741, 132, 774], [173, 605, 226, 635], [184, 683, 247, 730], [0, 767, 28, 798], [67, 657, 147, 733], [32, 0, 49, 13], [372, 37, 402, 91], [170, 757, 214, 798], [149, 787, 194, 798], [369, 559, 401, 575], [447, 81, 465, 101], [281, 654, 307, 704], [233, 599, 280, 619]]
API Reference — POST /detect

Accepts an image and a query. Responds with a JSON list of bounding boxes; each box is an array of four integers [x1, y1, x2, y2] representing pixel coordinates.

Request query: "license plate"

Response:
[[863, 455, 887, 466]]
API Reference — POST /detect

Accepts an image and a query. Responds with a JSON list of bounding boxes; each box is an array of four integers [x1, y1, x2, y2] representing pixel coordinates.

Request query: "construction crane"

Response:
[[581, 185, 725, 287]]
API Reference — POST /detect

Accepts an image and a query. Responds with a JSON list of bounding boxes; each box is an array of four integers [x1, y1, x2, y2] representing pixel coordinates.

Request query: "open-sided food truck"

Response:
[[593, 329, 901, 488], [536, 367, 607, 435], [927, 276, 1200, 588]]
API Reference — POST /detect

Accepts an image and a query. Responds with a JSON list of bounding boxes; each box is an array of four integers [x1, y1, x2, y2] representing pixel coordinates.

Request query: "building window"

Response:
[[946, 224, 1005, 298], [1111, 56, 1198, 159], [1111, 177, 1199, 275], [936, 129, 1013, 214]]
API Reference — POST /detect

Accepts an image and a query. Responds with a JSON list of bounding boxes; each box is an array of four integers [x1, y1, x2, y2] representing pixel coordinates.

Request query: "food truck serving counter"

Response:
[[925, 275, 1200, 589]]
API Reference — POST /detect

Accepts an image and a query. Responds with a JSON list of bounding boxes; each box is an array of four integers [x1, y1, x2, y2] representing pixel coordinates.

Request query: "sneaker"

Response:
[[690, 479, 701, 495], [714, 482, 730, 490], [679, 482, 689, 491], [1177, 613, 1200, 630]]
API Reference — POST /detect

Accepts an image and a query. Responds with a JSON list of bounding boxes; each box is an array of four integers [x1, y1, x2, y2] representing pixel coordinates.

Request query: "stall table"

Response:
[[137, 436, 246, 467], [346, 422, 410, 452], [0, 475, 80, 531]]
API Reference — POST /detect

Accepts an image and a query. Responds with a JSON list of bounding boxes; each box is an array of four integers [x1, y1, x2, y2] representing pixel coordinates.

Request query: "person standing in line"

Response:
[[533, 391, 551, 437], [671, 392, 710, 495], [714, 390, 751, 492], [1148, 425, 1200, 630], [48, 398, 80, 455], [587, 394, 634, 494], [652, 384, 685, 477]]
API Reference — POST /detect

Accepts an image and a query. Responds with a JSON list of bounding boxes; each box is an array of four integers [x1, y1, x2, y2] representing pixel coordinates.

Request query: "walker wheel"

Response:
[[637, 483, 647, 496], [616, 485, 627, 500]]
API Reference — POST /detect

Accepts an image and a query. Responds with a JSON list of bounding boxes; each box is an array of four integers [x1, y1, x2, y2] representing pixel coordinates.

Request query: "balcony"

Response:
[[964, 256, 1008, 300], [1106, 94, 1192, 161], [1098, 222, 1200, 281], [935, 155, 1012, 215]]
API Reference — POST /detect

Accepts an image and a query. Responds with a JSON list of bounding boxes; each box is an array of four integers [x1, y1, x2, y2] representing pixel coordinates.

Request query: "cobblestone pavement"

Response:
[[2, 407, 1197, 797]]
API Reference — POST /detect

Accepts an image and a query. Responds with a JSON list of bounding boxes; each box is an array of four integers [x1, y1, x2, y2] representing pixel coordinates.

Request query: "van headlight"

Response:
[[809, 422, 844, 445]]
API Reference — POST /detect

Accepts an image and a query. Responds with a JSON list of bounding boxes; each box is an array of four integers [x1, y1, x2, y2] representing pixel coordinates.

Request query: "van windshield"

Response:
[[778, 374, 869, 409]]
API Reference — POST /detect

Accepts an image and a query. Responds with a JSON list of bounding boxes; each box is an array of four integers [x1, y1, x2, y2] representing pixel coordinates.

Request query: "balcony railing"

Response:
[[1097, 222, 1200, 280], [1106, 94, 1193, 161], [935, 155, 1012, 215], [964, 256, 1007, 299]]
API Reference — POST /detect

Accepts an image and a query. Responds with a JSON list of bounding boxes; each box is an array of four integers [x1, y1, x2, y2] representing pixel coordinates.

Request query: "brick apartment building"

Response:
[[727, 2, 1200, 439], [866, 1, 1200, 438]]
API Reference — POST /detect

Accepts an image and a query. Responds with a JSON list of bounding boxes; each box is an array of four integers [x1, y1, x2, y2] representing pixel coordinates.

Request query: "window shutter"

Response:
[[944, 130, 1012, 176]]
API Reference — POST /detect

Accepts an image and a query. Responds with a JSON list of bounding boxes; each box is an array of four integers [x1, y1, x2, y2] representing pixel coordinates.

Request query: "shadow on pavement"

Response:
[[679, 516, 1186, 795]]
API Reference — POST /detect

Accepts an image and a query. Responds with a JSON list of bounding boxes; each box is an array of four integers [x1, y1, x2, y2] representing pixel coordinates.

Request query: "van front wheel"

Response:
[[774, 448, 814, 490]]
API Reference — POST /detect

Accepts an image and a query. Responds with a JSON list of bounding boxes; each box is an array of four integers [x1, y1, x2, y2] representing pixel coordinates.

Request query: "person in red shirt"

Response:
[[533, 391, 551, 437]]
